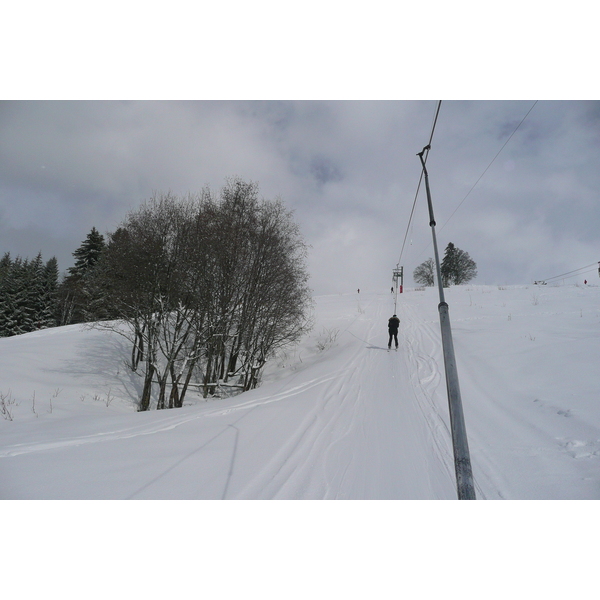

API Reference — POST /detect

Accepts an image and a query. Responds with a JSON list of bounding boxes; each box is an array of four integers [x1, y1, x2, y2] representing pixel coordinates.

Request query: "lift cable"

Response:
[[413, 101, 538, 264], [541, 262, 598, 283], [436, 100, 538, 236], [397, 100, 442, 267]]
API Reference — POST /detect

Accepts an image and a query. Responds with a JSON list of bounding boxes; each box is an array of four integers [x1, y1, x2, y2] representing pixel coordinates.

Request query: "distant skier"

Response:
[[388, 314, 400, 350]]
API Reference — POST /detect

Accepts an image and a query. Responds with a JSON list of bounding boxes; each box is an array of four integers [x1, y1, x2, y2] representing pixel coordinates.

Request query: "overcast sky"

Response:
[[1, 100, 598, 294], [2, 3, 598, 294]]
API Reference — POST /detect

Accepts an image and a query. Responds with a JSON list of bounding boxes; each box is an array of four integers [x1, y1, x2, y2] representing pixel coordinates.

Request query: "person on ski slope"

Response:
[[388, 314, 400, 350]]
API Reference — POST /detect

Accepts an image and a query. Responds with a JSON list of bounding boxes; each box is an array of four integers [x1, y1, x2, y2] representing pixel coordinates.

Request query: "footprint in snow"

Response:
[[533, 399, 572, 418], [562, 439, 600, 459]]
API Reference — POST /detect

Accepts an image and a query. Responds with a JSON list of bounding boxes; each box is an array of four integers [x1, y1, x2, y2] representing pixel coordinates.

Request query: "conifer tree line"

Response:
[[413, 242, 477, 287], [0, 252, 60, 336], [0, 227, 106, 336], [0, 179, 313, 410]]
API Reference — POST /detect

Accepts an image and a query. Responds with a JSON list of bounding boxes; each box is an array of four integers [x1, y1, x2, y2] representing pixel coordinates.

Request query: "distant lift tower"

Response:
[[393, 266, 404, 294], [392, 266, 403, 313]]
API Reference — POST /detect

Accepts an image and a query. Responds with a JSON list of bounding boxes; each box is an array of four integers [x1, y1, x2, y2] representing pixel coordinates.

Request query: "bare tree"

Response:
[[194, 179, 312, 396], [91, 192, 206, 409], [222, 192, 312, 392], [413, 258, 435, 286]]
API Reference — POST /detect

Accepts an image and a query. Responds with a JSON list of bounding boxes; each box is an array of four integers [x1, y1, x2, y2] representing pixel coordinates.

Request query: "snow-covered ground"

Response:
[[2, 283, 599, 500], [2, 284, 599, 595]]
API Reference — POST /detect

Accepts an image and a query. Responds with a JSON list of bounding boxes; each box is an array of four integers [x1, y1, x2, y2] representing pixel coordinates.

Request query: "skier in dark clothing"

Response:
[[388, 314, 400, 350]]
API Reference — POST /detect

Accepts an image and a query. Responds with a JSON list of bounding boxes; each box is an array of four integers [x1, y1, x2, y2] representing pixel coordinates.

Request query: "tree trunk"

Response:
[[139, 362, 155, 411], [168, 362, 180, 408]]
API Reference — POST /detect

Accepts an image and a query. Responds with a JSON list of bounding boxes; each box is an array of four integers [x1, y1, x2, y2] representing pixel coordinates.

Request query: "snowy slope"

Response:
[[1, 284, 600, 500]]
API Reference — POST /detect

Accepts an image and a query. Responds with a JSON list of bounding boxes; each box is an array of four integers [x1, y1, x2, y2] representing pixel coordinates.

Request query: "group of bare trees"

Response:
[[90, 179, 312, 411]]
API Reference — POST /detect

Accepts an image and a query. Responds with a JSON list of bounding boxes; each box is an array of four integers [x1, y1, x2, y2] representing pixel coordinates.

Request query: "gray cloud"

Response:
[[1, 100, 598, 293]]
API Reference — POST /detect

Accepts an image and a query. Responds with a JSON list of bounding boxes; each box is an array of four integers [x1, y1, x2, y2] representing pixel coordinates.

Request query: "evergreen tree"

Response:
[[68, 227, 106, 278], [40, 257, 60, 329], [0, 252, 11, 281], [26, 253, 45, 330], [0, 252, 61, 336], [0, 253, 16, 336], [0, 256, 30, 336], [58, 227, 106, 324], [441, 242, 477, 286]]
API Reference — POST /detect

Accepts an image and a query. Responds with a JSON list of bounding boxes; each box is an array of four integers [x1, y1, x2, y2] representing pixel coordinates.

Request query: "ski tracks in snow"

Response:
[[1, 293, 460, 499], [0, 410, 211, 458], [225, 294, 458, 499], [224, 295, 459, 499], [230, 342, 370, 499], [398, 302, 458, 490]]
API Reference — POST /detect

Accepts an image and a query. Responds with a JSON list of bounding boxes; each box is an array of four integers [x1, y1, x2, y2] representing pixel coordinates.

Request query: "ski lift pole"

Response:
[[417, 146, 476, 500], [392, 266, 403, 313]]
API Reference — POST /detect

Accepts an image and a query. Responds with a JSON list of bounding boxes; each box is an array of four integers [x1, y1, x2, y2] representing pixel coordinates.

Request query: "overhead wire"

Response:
[[396, 100, 442, 267], [541, 262, 598, 283], [412, 100, 539, 264], [437, 100, 538, 235], [561, 268, 598, 281]]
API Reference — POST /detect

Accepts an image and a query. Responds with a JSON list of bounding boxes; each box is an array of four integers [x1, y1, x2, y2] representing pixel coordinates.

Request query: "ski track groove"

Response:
[[0, 371, 347, 459], [399, 302, 457, 489], [236, 338, 369, 499]]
